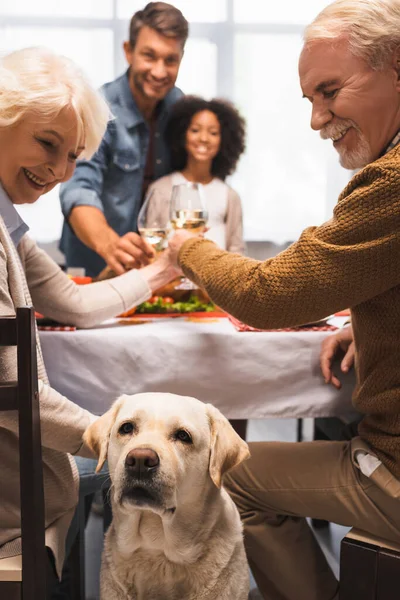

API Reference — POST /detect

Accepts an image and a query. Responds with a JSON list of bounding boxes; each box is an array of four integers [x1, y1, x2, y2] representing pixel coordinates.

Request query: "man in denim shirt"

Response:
[[59, 2, 188, 277]]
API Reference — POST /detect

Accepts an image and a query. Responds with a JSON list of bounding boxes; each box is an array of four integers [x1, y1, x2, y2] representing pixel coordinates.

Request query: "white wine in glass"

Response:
[[138, 227, 168, 253], [170, 208, 208, 234], [170, 183, 208, 289], [138, 188, 170, 255]]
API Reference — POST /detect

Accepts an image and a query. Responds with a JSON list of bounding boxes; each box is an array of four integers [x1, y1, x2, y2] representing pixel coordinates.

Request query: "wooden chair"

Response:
[[0, 307, 47, 600], [340, 528, 400, 600]]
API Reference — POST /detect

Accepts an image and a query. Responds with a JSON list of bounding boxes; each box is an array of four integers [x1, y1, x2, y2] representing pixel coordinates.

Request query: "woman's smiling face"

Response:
[[185, 110, 221, 165], [0, 105, 84, 204]]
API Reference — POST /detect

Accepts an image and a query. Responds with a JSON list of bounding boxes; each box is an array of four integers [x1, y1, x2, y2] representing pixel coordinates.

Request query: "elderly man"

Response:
[[167, 0, 400, 598], [59, 2, 188, 277]]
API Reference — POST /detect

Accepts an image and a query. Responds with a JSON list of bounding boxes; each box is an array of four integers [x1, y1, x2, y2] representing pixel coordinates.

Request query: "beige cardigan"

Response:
[[148, 173, 246, 254], [0, 216, 151, 575]]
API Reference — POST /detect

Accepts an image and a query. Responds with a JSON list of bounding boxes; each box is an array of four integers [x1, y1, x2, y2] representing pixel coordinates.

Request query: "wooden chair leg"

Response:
[[69, 499, 86, 600], [1, 582, 21, 600], [340, 537, 377, 600], [376, 549, 400, 599], [18, 308, 47, 600], [69, 533, 82, 600]]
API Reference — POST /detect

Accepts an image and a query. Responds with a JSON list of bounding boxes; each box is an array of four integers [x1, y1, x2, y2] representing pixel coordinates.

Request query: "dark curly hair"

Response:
[[164, 96, 246, 181]]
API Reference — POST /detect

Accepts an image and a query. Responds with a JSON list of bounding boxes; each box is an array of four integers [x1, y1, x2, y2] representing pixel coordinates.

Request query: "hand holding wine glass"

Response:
[[170, 182, 208, 235], [95, 189, 165, 280], [167, 229, 198, 265], [138, 188, 170, 255], [169, 183, 208, 289]]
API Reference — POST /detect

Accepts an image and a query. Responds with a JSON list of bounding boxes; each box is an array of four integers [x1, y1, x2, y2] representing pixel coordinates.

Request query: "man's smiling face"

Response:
[[299, 38, 400, 169], [124, 26, 183, 105]]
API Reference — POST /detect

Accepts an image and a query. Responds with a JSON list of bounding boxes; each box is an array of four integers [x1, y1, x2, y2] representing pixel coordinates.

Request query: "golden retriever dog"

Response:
[[84, 392, 250, 600]]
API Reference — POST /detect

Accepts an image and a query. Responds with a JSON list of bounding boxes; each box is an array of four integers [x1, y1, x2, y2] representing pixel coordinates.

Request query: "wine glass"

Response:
[[170, 182, 208, 290], [138, 188, 170, 256]]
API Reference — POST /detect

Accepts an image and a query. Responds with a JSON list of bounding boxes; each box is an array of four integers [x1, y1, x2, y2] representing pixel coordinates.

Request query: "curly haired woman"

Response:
[[148, 95, 247, 253]]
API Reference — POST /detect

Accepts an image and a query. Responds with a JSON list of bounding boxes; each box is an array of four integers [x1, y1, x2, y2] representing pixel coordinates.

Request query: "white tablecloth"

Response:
[[39, 318, 357, 419]]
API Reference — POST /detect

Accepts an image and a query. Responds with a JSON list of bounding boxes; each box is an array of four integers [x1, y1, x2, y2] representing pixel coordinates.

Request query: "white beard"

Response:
[[337, 133, 372, 169], [320, 119, 372, 170]]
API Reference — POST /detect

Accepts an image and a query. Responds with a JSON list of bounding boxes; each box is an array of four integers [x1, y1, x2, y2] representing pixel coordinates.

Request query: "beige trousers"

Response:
[[224, 437, 400, 600]]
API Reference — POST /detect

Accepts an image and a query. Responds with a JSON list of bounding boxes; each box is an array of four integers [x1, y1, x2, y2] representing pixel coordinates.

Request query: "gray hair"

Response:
[[304, 0, 400, 70], [0, 47, 110, 159]]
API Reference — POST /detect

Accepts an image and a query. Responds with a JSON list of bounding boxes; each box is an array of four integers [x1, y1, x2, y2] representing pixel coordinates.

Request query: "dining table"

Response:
[[39, 315, 358, 420]]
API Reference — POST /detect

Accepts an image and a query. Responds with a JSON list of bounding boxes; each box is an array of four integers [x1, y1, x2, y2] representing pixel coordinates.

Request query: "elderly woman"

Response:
[[168, 0, 400, 598], [0, 47, 180, 595]]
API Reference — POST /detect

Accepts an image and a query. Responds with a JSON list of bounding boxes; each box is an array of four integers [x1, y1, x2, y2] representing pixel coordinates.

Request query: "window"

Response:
[[0, 27, 114, 88], [232, 32, 333, 242], [230, 0, 350, 242], [1, 0, 349, 246], [117, 0, 227, 22], [176, 38, 218, 99], [234, 0, 331, 25], [0, 0, 113, 19]]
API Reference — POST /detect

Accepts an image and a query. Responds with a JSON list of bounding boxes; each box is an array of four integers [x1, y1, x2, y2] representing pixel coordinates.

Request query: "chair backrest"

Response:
[[0, 307, 47, 599]]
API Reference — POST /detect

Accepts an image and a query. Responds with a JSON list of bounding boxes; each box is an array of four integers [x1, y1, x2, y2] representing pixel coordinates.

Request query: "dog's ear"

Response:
[[83, 396, 124, 472], [206, 404, 250, 488]]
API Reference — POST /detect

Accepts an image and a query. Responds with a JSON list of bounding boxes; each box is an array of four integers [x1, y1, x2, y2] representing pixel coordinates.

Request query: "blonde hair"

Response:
[[304, 0, 400, 70], [0, 47, 110, 159]]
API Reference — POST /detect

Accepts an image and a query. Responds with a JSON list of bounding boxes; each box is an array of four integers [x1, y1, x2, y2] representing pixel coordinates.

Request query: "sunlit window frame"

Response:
[[0, 0, 315, 108], [0, 0, 346, 242]]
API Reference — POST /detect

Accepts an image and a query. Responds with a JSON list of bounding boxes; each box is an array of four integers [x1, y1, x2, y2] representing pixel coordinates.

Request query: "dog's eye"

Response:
[[175, 429, 192, 444], [118, 422, 135, 435]]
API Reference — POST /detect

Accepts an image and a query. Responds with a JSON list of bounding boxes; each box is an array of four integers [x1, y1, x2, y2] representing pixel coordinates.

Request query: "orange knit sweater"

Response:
[[179, 145, 400, 477]]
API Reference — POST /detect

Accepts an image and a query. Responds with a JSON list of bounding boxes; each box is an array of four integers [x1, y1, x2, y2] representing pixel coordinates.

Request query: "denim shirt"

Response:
[[59, 70, 183, 277]]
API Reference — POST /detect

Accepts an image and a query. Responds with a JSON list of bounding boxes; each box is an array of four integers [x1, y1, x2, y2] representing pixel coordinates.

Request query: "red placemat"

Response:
[[127, 310, 227, 319], [38, 325, 77, 332], [228, 315, 338, 333], [36, 311, 227, 330]]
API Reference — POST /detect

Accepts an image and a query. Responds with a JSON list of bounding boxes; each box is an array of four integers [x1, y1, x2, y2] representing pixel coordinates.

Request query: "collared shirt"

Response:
[[0, 183, 29, 248], [383, 129, 400, 156], [59, 70, 183, 277]]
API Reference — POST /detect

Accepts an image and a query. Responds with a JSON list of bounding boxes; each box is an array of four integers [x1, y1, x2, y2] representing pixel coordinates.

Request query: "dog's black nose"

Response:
[[125, 448, 160, 478]]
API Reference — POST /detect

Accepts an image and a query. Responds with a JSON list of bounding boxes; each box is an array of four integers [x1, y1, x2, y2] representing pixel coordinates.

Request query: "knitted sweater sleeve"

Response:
[[179, 158, 400, 329]]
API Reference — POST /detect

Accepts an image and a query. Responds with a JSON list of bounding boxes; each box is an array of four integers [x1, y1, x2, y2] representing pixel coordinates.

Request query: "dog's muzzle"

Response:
[[121, 447, 164, 509], [125, 447, 160, 480]]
